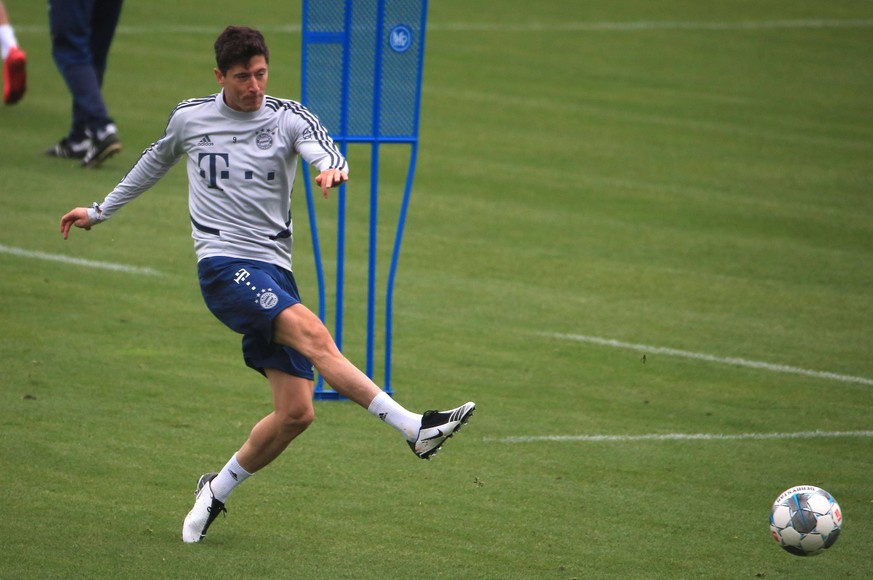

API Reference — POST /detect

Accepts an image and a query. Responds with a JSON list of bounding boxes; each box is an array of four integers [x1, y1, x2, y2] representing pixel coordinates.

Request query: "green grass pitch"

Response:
[[1, 0, 871, 578]]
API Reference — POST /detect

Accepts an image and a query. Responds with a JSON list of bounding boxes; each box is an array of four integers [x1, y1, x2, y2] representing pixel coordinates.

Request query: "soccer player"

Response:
[[0, 0, 26, 105], [59, 25, 475, 544]]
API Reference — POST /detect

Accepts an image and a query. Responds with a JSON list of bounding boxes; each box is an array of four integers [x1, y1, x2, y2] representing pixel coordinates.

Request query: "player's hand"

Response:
[[315, 168, 349, 198], [60, 207, 92, 239]]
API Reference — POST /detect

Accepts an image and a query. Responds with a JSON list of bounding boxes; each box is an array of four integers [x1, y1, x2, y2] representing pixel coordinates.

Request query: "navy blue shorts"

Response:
[[197, 256, 315, 380]]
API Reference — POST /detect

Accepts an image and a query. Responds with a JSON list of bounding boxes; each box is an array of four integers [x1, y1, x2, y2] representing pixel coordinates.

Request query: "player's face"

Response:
[[215, 55, 268, 112]]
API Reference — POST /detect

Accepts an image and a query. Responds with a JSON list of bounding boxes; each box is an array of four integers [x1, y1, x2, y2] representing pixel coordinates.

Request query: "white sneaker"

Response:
[[409, 402, 476, 459], [182, 472, 226, 543]]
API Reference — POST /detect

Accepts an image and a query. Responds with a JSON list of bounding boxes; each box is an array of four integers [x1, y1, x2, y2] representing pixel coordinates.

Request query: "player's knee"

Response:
[[277, 404, 315, 435]]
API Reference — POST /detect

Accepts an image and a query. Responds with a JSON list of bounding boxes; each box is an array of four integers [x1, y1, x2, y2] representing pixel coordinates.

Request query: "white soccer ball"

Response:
[[770, 485, 842, 556]]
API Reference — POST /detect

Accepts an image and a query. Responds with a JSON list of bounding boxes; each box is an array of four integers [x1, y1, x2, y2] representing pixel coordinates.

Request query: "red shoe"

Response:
[[3, 46, 27, 105]]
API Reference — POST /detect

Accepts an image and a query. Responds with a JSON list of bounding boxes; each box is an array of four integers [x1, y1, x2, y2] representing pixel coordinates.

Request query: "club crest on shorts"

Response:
[[256, 290, 279, 309]]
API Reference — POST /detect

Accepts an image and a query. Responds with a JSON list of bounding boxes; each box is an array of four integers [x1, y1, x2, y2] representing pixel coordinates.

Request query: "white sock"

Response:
[[0, 24, 18, 60], [209, 453, 253, 503], [367, 391, 422, 442]]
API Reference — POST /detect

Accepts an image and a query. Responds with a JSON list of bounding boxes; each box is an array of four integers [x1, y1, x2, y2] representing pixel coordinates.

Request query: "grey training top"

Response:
[[92, 90, 347, 271]]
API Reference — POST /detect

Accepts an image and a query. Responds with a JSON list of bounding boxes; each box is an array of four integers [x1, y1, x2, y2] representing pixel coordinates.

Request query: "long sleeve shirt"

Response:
[[92, 90, 347, 271]]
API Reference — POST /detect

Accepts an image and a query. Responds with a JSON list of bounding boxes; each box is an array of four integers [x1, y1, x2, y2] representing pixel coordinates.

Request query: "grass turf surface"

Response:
[[1, 1, 872, 578]]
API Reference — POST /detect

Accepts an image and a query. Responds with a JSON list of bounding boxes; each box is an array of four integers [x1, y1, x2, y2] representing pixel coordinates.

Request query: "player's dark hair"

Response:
[[214, 26, 270, 73]]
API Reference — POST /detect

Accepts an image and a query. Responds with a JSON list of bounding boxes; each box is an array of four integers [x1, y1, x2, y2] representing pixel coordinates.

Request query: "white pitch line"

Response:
[[14, 19, 873, 35], [541, 332, 873, 387], [487, 430, 873, 444], [427, 19, 873, 32], [0, 244, 161, 276]]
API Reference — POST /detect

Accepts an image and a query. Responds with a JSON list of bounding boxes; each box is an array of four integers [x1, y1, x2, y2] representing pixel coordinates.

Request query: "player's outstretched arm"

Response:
[[314, 168, 349, 198], [60, 207, 93, 239]]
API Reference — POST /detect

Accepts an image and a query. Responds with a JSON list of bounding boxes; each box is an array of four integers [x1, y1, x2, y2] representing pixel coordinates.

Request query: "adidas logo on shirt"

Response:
[[197, 135, 213, 147]]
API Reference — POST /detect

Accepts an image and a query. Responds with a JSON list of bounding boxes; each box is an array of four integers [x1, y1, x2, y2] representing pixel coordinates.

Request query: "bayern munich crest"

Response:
[[256, 128, 274, 150], [258, 291, 278, 309]]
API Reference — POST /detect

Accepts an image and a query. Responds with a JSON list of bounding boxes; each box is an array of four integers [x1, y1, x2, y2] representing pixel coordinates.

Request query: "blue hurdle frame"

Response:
[[300, 0, 428, 399]]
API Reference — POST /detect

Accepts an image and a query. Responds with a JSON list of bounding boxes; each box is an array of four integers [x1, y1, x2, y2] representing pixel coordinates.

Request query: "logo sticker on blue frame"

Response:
[[389, 25, 412, 52]]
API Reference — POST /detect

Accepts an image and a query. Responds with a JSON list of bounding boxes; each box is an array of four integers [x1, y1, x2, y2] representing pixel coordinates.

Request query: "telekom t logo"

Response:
[[197, 152, 276, 187], [198, 152, 230, 189], [234, 269, 250, 284]]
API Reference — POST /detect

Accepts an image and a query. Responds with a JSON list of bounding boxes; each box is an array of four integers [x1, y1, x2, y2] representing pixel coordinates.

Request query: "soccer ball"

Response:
[[770, 485, 842, 556]]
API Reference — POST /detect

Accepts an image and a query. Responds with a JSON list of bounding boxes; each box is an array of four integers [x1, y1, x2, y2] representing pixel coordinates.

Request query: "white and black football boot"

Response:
[[182, 472, 227, 543], [409, 402, 476, 459]]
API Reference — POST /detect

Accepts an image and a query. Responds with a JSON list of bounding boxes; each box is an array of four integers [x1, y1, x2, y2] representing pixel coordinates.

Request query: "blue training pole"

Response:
[[301, 0, 428, 398]]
